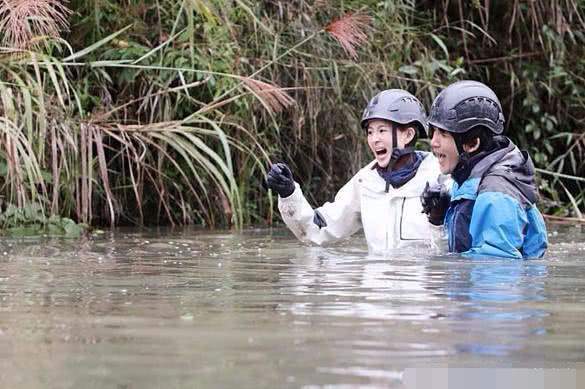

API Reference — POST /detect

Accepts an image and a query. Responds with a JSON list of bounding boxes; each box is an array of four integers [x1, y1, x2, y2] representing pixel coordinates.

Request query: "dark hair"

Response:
[[456, 125, 495, 154]]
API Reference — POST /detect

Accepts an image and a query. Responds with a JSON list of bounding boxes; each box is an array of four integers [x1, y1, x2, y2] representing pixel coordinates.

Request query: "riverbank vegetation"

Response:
[[0, 0, 583, 229]]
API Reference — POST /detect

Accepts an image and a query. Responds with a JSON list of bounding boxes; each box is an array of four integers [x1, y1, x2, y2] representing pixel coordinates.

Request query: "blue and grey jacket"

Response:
[[445, 136, 548, 259]]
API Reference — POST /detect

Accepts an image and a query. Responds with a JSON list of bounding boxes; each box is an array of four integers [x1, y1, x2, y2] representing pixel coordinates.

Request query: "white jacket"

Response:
[[278, 152, 445, 253]]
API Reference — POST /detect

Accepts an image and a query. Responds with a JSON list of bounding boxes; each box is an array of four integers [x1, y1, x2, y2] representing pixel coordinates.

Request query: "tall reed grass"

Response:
[[0, 0, 583, 227]]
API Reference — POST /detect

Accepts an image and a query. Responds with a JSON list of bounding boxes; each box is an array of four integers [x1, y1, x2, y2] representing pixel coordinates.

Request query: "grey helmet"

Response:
[[361, 89, 429, 136], [428, 80, 505, 134]]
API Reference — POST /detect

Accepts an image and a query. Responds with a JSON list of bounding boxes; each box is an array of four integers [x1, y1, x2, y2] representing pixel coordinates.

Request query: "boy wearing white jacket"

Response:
[[266, 89, 445, 254]]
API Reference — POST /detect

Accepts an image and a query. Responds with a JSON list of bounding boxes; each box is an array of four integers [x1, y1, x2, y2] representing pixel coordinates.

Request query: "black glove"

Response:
[[421, 181, 450, 226], [266, 163, 295, 198]]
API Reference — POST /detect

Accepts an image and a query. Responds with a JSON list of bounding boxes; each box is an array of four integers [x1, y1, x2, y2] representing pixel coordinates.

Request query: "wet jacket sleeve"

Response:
[[277, 177, 362, 245], [462, 191, 527, 259]]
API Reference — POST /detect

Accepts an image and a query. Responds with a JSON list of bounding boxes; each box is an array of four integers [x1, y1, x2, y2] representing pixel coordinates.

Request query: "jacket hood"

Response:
[[482, 138, 538, 204], [451, 136, 538, 203]]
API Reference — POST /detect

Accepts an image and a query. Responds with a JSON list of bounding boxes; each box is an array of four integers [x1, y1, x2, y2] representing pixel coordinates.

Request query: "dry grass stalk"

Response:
[[0, 0, 71, 49], [241, 77, 295, 113], [92, 125, 117, 226], [325, 12, 372, 60]]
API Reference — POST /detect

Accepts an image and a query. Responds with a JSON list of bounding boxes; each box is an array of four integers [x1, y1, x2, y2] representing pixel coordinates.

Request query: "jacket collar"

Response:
[[363, 152, 440, 197]]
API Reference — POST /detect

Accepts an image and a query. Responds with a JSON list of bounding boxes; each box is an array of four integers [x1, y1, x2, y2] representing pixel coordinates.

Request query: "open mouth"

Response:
[[434, 151, 447, 164], [375, 148, 388, 157]]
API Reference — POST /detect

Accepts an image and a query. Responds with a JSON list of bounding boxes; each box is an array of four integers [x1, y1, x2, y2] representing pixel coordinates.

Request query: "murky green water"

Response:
[[0, 225, 584, 387]]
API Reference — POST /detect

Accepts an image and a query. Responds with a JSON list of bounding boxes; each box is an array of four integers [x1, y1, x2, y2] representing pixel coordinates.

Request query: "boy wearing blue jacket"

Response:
[[421, 80, 548, 258]]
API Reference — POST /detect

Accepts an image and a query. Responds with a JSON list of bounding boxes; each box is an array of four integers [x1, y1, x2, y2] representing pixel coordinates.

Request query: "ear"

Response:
[[463, 137, 480, 153], [402, 126, 416, 145]]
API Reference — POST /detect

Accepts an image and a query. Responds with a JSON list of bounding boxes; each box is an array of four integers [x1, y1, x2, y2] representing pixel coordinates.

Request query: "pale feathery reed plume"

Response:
[[241, 77, 295, 114], [325, 12, 372, 60], [0, 0, 71, 49]]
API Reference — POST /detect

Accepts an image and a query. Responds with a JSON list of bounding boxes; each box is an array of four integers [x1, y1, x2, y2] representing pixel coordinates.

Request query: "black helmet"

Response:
[[428, 80, 505, 135], [361, 89, 429, 136]]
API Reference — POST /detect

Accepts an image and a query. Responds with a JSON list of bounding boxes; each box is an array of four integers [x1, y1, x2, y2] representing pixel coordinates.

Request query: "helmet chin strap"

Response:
[[453, 133, 466, 155], [387, 127, 399, 170], [386, 127, 416, 170], [382, 128, 416, 192], [453, 133, 476, 164], [453, 133, 481, 170]]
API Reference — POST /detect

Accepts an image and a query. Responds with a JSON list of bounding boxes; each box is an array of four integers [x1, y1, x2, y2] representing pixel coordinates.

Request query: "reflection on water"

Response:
[[0, 225, 584, 387]]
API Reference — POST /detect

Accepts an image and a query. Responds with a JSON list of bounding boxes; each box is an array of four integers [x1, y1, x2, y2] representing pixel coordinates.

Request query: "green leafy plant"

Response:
[[0, 203, 86, 237]]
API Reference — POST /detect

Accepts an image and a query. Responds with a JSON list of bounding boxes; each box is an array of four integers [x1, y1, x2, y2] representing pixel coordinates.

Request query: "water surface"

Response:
[[0, 225, 584, 387]]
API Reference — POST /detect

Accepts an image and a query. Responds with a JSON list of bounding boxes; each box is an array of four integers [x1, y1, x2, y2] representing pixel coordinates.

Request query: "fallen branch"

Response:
[[543, 214, 585, 224]]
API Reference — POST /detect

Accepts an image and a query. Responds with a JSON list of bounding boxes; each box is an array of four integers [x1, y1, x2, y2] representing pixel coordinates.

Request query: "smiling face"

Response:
[[430, 126, 460, 174], [366, 119, 414, 168]]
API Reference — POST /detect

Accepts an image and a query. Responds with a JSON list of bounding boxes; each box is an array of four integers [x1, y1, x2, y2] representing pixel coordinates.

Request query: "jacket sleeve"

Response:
[[462, 191, 527, 259], [277, 176, 362, 245]]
